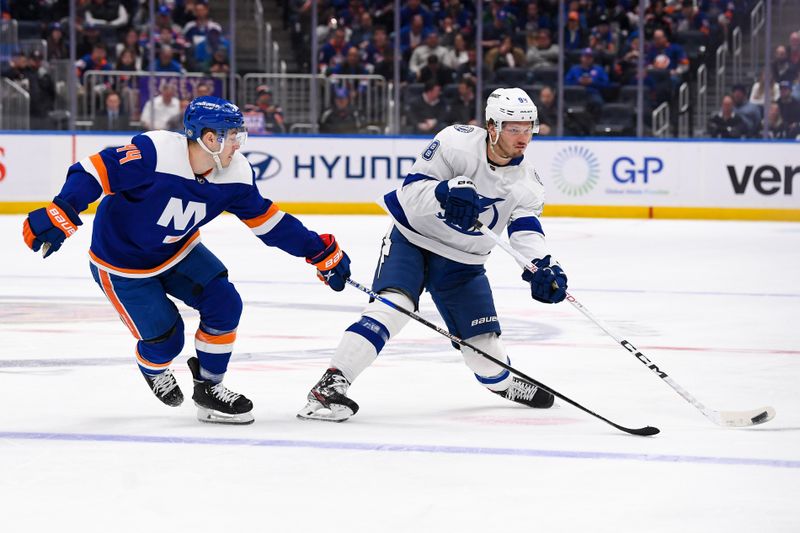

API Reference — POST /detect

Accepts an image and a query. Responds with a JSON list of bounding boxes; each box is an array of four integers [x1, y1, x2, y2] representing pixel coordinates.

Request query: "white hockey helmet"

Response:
[[485, 87, 539, 143]]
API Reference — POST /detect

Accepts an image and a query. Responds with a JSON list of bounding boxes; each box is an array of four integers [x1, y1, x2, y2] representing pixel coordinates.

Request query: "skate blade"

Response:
[[296, 401, 353, 422], [196, 405, 254, 425]]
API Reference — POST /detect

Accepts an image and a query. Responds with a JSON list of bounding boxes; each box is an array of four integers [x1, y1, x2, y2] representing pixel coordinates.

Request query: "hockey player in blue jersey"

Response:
[[22, 96, 351, 425], [298, 87, 567, 422]]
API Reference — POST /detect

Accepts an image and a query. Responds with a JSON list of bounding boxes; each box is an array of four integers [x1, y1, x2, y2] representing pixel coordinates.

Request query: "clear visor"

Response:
[[501, 120, 540, 136], [218, 126, 248, 147]]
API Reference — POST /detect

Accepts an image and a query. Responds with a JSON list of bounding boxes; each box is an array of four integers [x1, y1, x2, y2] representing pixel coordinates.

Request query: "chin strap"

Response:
[[195, 136, 226, 171]]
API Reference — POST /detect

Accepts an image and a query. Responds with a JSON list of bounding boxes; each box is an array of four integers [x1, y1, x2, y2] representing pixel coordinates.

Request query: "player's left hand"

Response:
[[22, 197, 82, 258], [522, 255, 568, 304], [306, 234, 351, 292]]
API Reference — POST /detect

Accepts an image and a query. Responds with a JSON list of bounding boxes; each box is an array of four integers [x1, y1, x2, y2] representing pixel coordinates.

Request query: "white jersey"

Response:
[[379, 125, 549, 265]]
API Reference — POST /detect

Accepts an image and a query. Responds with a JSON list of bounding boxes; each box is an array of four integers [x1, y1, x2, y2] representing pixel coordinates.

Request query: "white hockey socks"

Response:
[[331, 291, 413, 383], [460, 332, 513, 391]]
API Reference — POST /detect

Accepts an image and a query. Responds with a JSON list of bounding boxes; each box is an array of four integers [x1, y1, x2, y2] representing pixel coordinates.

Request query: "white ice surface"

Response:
[[1, 214, 798, 533]]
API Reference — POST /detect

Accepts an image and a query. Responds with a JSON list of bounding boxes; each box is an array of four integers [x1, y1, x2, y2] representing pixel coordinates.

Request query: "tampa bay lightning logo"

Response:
[[437, 195, 504, 234], [243, 151, 282, 180]]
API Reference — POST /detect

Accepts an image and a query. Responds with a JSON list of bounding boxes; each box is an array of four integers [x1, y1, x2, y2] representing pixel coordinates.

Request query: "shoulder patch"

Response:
[[454, 125, 474, 133], [421, 140, 440, 161]]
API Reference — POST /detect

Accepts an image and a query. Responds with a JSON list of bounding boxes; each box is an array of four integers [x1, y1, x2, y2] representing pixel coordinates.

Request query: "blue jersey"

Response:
[[57, 130, 325, 278]]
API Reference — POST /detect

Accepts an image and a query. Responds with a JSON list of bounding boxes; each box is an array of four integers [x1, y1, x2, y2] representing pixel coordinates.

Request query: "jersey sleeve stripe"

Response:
[[507, 216, 544, 236], [89, 231, 201, 278], [88, 153, 112, 195], [242, 203, 285, 235], [402, 172, 437, 187]]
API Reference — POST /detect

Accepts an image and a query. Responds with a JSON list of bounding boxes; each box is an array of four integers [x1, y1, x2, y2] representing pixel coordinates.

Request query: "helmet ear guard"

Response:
[[485, 87, 540, 144]]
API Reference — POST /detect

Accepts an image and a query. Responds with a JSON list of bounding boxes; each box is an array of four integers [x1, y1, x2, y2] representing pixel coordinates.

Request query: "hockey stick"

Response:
[[476, 221, 775, 428], [345, 277, 659, 437]]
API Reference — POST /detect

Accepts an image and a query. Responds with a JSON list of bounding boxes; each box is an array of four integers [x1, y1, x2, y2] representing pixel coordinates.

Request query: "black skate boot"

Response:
[[187, 357, 254, 425], [493, 377, 554, 408], [141, 368, 184, 407], [297, 368, 359, 422]]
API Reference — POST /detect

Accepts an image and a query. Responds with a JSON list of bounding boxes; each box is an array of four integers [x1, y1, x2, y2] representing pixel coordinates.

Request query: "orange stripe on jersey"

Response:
[[98, 269, 142, 339], [135, 347, 171, 369], [242, 203, 280, 228], [89, 231, 200, 276], [195, 330, 237, 344], [89, 153, 112, 195]]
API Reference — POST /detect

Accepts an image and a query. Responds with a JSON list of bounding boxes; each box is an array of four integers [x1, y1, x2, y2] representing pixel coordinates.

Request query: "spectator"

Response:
[[615, 35, 642, 85], [731, 83, 762, 136], [485, 35, 526, 72], [193, 27, 228, 71], [319, 86, 364, 134], [76, 23, 104, 58], [140, 82, 180, 130], [455, 48, 491, 81], [331, 46, 370, 76], [46, 22, 69, 61], [565, 48, 609, 109], [536, 86, 557, 135], [418, 55, 454, 86], [442, 32, 469, 70], [564, 11, 587, 51], [483, 11, 516, 50], [165, 97, 192, 133], [349, 12, 375, 48], [437, 0, 474, 35], [195, 81, 214, 98], [183, 0, 223, 48], [363, 26, 391, 69], [400, 0, 433, 28], [409, 31, 448, 79], [772, 45, 798, 84], [244, 85, 286, 135], [446, 78, 477, 126], [707, 95, 748, 139], [408, 80, 448, 135], [2, 51, 28, 82], [789, 32, 800, 72], [401, 14, 430, 59], [644, 54, 675, 108], [85, 0, 129, 29], [527, 28, 560, 68], [319, 27, 351, 73], [116, 28, 144, 69], [765, 103, 787, 139], [646, 29, 689, 81], [93, 91, 133, 131], [749, 68, 780, 107], [154, 44, 185, 73], [644, 0, 673, 41], [76, 42, 111, 82], [523, 2, 553, 34], [672, 0, 710, 35], [208, 47, 230, 75], [589, 14, 617, 56], [777, 81, 800, 138], [25, 50, 56, 130]]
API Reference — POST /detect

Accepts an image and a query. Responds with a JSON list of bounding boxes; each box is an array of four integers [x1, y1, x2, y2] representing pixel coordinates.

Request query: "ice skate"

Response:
[[141, 368, 184, 407], [493, 377, 554, 408], [187, 357, 254, 425], [297, 368, 359, 422]]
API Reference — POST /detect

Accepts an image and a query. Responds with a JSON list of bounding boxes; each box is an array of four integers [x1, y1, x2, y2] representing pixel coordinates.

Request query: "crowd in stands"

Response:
[[1, 0, 234, 130], [1, 0, 799, 139], [708, 28, 800, 139]]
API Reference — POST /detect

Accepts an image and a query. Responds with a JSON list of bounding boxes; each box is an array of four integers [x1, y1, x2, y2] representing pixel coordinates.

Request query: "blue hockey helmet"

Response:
[[184, 96, 247, 171], [183, 95, 246, 143]]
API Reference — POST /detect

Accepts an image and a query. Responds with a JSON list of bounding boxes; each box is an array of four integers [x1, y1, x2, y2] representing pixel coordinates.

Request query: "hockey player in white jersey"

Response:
[[298, 87, 568, 421]]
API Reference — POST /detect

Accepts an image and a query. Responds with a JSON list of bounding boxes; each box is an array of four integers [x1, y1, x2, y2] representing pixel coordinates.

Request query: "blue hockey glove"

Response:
[[434, 177, 480, 230], [522, 255, 568, 304], [306, 234, 351, 292], [22, 197, 82, 258]]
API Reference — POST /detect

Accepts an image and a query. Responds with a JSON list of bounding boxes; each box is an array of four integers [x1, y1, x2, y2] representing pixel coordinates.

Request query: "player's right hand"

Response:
[[522, 255, 568, 304], [306, 234, 351, 292], [434, 177, 480, 230], [22, 197, 82, 258]]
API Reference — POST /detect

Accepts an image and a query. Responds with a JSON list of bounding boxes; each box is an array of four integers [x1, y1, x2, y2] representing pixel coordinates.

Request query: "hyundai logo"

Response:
[[243, 151, 282, 180]]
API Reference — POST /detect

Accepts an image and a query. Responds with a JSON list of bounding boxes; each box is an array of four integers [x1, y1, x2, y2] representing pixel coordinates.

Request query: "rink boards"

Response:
[[0, 132, 797, 220]]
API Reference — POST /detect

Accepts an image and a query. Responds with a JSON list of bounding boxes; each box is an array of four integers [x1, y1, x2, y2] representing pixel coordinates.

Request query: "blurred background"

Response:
[[1, 0, 798, 140]]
